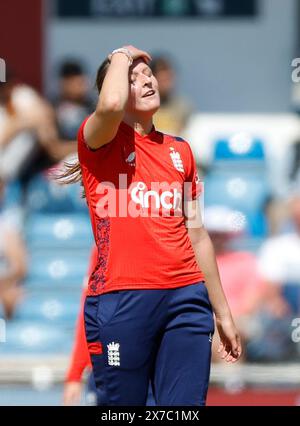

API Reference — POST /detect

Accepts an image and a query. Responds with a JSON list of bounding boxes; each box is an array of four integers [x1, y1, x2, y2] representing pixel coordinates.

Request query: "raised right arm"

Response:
[[84, 46, 151, 150]]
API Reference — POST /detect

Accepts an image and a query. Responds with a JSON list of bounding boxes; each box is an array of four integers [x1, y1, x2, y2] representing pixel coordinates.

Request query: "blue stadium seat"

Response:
[[25, 174, 88, 214], [2, 322, 73, 354], [205, 172, 268, 212], [14, 290, 81, 325], [214, 136, 265, 162], [0, 176, 96, 357], [282, 283, 300, 314], [204, 171, 269, 236], [2, 180, 22, 207], [25, 251, 89, 289], [26, 213, 93, 250]]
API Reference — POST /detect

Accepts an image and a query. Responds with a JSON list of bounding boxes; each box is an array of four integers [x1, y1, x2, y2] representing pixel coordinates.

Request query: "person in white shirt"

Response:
[[251, 191, 300, 361], [258, 191, 300, 315]]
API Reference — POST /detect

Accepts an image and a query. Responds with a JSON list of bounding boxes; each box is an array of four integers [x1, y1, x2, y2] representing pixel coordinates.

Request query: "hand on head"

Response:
[[108, 45, 152, 65]]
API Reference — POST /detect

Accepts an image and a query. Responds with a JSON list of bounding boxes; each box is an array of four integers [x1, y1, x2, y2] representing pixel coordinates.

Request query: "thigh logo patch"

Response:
[[87, 341, 103, 355], [107, 341, 120, 366]]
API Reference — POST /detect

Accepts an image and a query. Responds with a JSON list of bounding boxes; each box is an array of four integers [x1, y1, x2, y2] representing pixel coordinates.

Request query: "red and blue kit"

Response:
[[79, 120, 214, 406], [78, 119, 205, 296]]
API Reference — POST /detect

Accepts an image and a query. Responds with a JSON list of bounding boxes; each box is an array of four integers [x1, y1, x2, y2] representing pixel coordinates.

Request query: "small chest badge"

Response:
[[169, 147, 184, 173], [125, 151, 136, 167]]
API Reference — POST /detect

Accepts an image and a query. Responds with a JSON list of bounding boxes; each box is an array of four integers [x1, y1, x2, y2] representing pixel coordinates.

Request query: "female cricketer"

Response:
[[62, 45, 242, 406]]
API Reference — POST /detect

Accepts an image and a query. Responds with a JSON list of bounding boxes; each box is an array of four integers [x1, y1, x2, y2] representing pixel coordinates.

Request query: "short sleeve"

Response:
[[77, 115, 118, 164], [77, 116, 93, 161], [184, 143, 202, 201]]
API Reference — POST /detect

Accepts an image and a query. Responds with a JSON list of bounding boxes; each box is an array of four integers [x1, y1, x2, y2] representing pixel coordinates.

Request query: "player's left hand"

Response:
[[216, 316, 242, 363], [63, 381, 82, 406]]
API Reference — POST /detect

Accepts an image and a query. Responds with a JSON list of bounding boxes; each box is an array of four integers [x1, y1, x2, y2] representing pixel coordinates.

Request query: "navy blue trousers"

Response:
[[84, 281, 214, 406]]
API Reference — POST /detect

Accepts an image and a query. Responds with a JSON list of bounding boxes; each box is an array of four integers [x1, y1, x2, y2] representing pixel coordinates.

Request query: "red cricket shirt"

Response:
[[78, 119, 204, 296]]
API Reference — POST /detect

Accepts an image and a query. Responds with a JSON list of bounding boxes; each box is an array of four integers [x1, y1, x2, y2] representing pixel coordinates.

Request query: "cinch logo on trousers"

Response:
[[107, 341, 120, 366]]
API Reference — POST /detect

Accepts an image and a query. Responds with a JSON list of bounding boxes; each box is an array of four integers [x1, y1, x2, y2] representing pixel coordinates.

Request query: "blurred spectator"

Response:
[[0, 71, 40, 183], [0, 71, 77, 186], [150, 54, 193, 136], [0, 179, 26, 319], [289, 140, 300, 183], [54, 60, 94, 141], [258, 191, 300, 315], [204, 206, 267, 362], [247, 191, 300, 361]]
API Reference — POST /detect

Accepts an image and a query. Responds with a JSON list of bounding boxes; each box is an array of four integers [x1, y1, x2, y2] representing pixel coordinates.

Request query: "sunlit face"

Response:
[[126, 59, 160, 115]]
